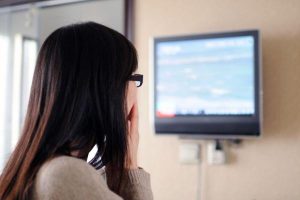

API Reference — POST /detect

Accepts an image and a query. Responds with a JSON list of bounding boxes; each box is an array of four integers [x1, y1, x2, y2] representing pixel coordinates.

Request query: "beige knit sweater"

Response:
[[32, 156, 153, 200]]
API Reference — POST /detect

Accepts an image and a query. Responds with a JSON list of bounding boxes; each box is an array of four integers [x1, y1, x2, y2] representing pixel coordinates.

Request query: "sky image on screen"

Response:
[[156, 36, 255, 117]]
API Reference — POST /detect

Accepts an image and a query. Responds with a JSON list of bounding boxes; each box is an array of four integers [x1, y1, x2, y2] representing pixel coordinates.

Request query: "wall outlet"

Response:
[[207, 140, 226, 165], [179, 143, 200, 164]]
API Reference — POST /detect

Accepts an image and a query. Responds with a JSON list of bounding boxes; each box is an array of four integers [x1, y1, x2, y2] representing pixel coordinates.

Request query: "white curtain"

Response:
[[0, 7, 38, 171], [0, 11, 12, 171]]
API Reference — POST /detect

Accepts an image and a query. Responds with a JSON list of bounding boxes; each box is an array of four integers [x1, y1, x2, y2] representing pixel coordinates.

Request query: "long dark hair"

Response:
[[0, 21, 137, 199]]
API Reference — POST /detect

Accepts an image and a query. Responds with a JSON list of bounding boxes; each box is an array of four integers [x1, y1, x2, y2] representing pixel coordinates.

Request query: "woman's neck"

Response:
[[70, 150, 88, 161]]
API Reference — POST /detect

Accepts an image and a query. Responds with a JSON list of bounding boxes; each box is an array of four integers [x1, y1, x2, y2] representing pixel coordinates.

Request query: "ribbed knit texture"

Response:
[[126, 168, 150, 184]]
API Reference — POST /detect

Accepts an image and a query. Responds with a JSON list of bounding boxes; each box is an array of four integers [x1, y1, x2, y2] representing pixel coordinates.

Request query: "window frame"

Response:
[[0, 0, 135, 42]]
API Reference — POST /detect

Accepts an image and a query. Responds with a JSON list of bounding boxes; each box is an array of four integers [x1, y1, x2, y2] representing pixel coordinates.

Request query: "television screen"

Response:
[[153, 30, 261, 138]]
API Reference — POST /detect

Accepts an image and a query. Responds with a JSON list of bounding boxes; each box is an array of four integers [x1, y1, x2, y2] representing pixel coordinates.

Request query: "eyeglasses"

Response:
[[128, 74, 143, 87]]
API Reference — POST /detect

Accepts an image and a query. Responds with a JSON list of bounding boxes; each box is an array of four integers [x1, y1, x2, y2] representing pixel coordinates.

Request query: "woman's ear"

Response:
[[126, 81, 137, 116]]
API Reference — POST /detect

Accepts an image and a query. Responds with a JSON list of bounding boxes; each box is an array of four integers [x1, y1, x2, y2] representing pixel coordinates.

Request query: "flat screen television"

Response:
[[153, 30, 262, 138]]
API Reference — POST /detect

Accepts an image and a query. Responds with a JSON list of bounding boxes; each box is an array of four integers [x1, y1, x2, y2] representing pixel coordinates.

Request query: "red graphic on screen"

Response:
[[156, 111, 175, 118]]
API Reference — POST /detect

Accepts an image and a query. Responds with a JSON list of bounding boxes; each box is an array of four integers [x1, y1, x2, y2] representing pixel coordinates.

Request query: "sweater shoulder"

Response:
[[37, 156, 96, 177], [33, 156, 118, 200], [35, 156, 100, 186]]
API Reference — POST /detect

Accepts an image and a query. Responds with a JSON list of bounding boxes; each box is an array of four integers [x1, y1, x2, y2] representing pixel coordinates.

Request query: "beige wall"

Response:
[[134, 0, 300, 199]]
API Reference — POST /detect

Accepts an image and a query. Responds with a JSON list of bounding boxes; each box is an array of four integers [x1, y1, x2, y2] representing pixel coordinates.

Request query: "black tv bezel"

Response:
[[153, 30, 261, 138]]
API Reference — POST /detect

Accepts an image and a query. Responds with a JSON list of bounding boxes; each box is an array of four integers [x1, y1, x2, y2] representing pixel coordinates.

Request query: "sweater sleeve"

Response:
[[119, 168, 153, 200], [105, 167, 154, 200]]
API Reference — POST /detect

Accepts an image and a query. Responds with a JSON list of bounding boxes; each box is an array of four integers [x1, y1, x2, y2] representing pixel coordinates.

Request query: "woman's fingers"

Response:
[[129, 103, 138, 134], [126, 102, 139, 169]]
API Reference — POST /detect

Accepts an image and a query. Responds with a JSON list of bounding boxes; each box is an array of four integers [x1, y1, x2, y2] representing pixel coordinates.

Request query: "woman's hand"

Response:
[[125, 102, 139, 169]]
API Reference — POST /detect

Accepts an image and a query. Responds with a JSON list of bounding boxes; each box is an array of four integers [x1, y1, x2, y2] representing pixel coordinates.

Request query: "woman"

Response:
[[0, 21, 153, 200]]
